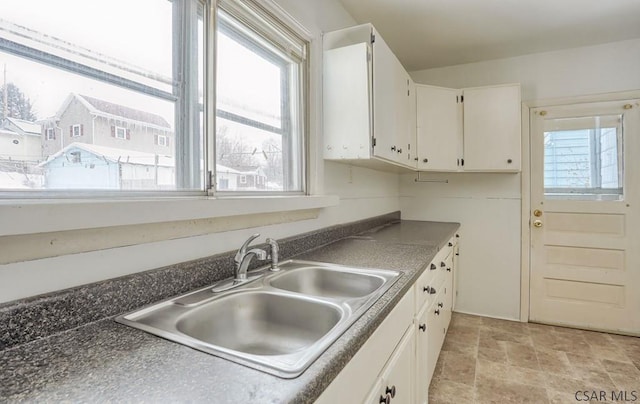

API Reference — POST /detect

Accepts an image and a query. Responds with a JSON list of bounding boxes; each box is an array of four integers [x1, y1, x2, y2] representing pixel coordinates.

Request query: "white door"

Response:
[[529, 99, 640, 335]]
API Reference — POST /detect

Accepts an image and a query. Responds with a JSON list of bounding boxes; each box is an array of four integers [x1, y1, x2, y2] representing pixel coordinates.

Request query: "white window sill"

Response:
[[0, 195, 340, 237]]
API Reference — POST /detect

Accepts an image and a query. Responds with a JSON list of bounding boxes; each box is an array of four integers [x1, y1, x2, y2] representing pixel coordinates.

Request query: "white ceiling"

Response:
[[337, 0, 640, 71]]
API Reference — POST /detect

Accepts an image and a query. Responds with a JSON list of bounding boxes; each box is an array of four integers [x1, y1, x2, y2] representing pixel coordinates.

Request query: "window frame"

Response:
[[114, 126, 127, 140], [46, 128, 55, 140], [0, 0, 208, 198], [157, 135, 169, 146], [213, 0, 309, 197], [0, 0, 313, 201], [71, 124, 82, 138]]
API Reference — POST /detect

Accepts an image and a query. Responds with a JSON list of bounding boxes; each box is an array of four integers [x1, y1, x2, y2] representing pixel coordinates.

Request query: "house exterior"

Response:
[[216, 164, 267, 191], [0, 117, 42, 162], [41, 93, 173, 159], [39, 142, 175, 190]]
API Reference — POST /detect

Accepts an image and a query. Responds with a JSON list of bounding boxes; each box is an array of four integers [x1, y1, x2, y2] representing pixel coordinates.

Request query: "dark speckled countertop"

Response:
[[0, 220, 459, 403]]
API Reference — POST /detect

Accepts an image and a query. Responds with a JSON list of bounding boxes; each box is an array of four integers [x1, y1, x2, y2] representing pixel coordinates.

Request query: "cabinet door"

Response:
[[372, 31, 412, 166], [462, 84, 521, 171], [372, 32, 399, 162], [404, 79, 418, 168], [416, 85, 461, 171], [452, 236, 459, 311], [323, 43, 372, 160], [415, 307, 430, 404], [380, 326, 415, 404], [443, 251, 454, 329], [363, 378, 385, 404]]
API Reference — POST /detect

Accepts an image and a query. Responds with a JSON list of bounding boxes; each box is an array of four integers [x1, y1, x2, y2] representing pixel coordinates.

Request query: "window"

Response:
[[114, 126, 127, 140], [157, 135, 169, 146], [239, 175, 247, 184], [0, 0, 308, 196], [71, 124, 82, 138], [544, 115, 623, 199], [215, 0, 307, 193], [0, 0, 204, 193]]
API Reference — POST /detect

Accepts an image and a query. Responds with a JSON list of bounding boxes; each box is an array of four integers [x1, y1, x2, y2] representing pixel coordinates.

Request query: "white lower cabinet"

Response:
[[315, 234, 459, 404], [365, 327, 415, 404]]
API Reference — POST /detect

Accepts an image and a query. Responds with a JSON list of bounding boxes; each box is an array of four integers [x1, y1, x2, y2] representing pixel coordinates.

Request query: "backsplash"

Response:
[[0, 211, 400, 351]]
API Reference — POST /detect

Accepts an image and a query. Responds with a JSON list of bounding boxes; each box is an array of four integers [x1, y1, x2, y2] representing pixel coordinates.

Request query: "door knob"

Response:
[[533, 209, 543, 217], [533, 220, 543, 228]]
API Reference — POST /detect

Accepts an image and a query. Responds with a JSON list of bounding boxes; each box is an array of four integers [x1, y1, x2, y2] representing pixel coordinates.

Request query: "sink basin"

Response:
[[116, 260, 400, 378], [270, 266, 385, 298], [176, 292, 342, 356]]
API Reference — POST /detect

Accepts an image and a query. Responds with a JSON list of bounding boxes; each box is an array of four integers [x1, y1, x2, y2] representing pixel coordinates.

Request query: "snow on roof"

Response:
[[40, 142, 174, 167], [215, 164, 243, 175], [215, 164, 264, 175], [5, 117, 41, 135], [54, 94, 172, 131], [0, 128, 17, 136]]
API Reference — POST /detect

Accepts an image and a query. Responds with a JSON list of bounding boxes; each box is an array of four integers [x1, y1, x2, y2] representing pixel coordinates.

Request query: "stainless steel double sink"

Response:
[[116, 260, 401, 378]]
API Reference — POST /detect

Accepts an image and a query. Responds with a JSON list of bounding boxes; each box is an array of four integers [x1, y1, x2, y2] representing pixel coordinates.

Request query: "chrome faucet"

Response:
[[234, 233, 267, 281], [266, 238, 280, 271]]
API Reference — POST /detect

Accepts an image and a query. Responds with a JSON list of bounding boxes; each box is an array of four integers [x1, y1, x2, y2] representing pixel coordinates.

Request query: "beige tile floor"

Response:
[[429, 313, 640, 404]]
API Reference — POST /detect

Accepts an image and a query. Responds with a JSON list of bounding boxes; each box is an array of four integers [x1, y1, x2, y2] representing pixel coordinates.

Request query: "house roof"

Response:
[[80, 95, 171, 128], [215, 164, 265, 175], [56, 94, 172, 130], [40, 142, 174, 168], [4, 117, 41, 136]]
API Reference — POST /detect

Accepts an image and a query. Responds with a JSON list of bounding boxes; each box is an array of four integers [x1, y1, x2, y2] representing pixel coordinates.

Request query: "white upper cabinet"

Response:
[[416, 85, 461, 171], [324, 23, 520, 173], [462, 84, 521, 171], [416, 83, 521, 172], [323, 24, 416, 171]]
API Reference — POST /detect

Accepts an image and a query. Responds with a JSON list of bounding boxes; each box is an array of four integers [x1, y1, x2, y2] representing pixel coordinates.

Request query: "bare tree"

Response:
[[216, 125, 257, 168], [260, 137, 283, 186]]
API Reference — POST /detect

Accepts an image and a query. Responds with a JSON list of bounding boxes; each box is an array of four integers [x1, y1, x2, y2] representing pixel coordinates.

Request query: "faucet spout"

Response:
[[235, 248, 267, 281], [235, 233, 260, 265]]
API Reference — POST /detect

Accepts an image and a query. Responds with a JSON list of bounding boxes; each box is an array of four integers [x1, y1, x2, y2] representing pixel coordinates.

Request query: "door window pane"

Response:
[[543, 115, 623, 199]]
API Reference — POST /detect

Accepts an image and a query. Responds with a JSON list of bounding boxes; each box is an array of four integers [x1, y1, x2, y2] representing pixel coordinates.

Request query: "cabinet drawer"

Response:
[[414, 261, 438, 313], [415, 246, 450, 313]]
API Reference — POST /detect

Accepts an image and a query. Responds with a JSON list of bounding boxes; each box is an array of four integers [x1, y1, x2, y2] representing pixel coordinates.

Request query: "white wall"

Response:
[[0, 0, 401, 303], [403, 38, 640, 320], [411, 38, 640, 102]]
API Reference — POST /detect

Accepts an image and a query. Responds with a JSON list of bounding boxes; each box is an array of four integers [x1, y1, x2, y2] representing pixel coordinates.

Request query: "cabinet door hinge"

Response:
[[372, 137, 377, 147], [371, 32, 375, 44], [461, 95, 464, 103], [461, 158, 465, 166]]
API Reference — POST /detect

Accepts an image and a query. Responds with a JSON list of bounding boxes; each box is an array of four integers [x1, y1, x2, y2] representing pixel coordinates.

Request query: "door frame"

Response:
[[519, 89, 640, 323]]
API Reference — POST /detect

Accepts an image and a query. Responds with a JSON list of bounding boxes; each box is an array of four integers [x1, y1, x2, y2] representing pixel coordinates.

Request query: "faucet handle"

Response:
[[235, 233, 260, 263], [266, 238, 280, 271]]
